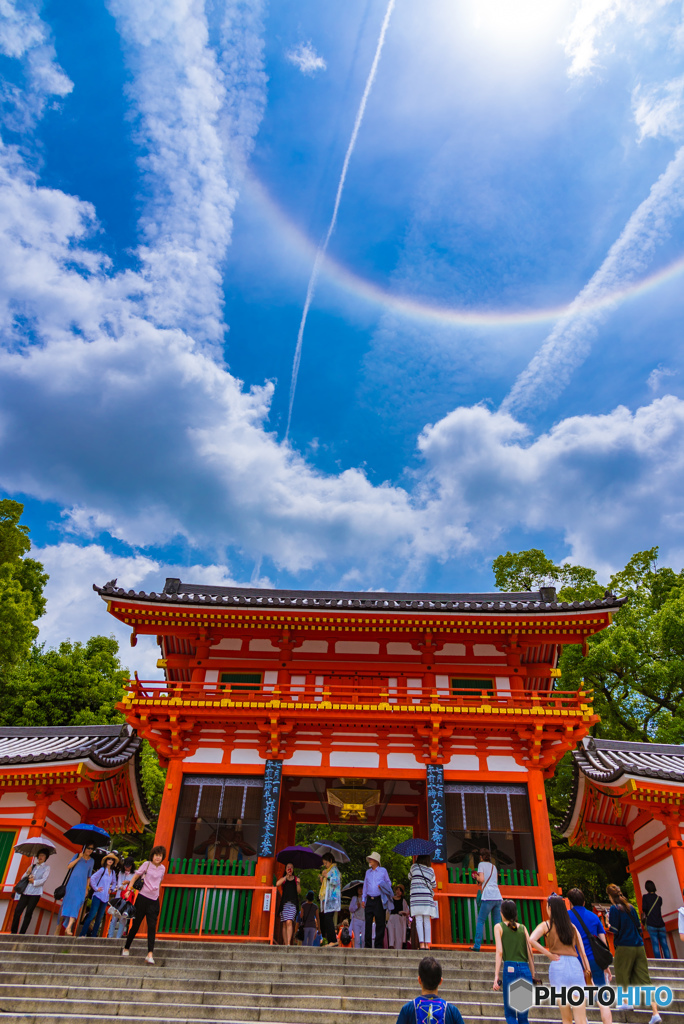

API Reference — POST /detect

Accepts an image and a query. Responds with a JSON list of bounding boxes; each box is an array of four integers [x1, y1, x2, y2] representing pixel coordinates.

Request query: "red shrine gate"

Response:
[[97, 578, 623, 945]]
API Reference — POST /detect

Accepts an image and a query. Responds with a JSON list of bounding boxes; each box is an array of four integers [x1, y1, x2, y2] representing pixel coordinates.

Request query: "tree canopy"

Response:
[[495, 545, 684, 901], [0, 499, 48, 679]]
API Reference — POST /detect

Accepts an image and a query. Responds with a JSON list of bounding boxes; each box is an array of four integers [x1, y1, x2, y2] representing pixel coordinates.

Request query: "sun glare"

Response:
[[469, 0, 570, 50]]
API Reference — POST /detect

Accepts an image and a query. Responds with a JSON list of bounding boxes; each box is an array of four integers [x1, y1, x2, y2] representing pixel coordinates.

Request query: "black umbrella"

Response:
[[276, 845, 323, 869], [342, 878, 365, 896]]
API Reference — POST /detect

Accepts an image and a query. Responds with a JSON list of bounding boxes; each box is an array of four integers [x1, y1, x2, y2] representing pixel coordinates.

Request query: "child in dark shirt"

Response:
[[395, 956, 465, 1024]]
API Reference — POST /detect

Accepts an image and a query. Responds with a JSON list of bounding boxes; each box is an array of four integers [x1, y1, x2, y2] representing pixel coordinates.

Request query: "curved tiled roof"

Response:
[[0, 723, 142, 769], [560, 736, 684, 834], [94, 578, 627, 614]]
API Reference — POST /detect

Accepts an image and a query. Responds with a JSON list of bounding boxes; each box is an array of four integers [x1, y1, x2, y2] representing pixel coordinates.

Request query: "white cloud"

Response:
[[634, 75, 684, 142], [35, 542, 244, 678], [563, 0, 675, 79], [647, 363, 677, 390], [0, 0, 72, 130], [286, 42, 327, 76], [502, 145, 684, 415], [105, 0, 266, 345]]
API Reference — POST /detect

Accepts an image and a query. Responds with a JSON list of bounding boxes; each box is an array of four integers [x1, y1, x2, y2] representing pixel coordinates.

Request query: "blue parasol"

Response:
[[392, 837, 437, 857], [64, 823, 111, 847]]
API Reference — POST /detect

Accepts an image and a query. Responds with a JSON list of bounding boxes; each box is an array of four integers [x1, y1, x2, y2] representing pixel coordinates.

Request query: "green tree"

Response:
[[492, 547, 604, 602], [0, 499, 48, 678], [0, 635, 128, 726], [492, 546, 684, 900]]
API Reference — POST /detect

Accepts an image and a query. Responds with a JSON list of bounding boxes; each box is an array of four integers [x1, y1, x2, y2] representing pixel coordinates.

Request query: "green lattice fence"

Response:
[[0, 831, 16, 884], [448, 866, 538, 886], [158, 886, 253, 936], [449, 896, 543, 945], [167, 857, 256, 876]]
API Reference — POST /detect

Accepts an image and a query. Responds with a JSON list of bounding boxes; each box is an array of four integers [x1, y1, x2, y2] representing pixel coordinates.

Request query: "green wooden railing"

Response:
[[449, 896, 543, 945], [158, 885, 253, 936], [448, 866, 538, 886], [167, 857, 256, 876]]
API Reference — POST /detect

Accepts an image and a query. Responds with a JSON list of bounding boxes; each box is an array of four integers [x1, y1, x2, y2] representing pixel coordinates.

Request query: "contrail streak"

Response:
[[285, 0, 396, 440]]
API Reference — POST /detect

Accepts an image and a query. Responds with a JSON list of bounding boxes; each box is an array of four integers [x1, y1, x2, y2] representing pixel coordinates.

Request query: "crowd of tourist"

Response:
[[276, 849, 439, 949], [9, 839, 680, 1024]]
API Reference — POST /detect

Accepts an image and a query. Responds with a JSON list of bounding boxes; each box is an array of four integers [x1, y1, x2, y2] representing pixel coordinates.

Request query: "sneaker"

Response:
[[121, 949, 130, 957], [145, 953, 155, 965], [649, 1016, 662, 1024]]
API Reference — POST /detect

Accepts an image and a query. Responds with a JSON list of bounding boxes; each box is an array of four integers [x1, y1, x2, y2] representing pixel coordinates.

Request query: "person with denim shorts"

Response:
[[642, 880, 671, 959], [493, 900, 556, 1024], [471, 849, 502, 950]]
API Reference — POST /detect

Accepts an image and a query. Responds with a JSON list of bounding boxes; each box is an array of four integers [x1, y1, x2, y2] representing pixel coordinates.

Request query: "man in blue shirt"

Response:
[[567, 888, 612, 1024], [395, 956, 465, 1024], [362, 851, 392, 948]]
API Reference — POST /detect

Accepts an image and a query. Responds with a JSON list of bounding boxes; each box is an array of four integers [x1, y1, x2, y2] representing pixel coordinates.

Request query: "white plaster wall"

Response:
[[637, 856, 681, 919], [184, 748, 224, 764], [487, 755, 525, 772], [387, 643, 418, 656], [633, 818, 667, 849], [445, 753, 480, 770], [473, 645, 503, 657], [335, 641, 380, 655], [249, 639, 279, 652], [436, 644, 466, 657], [329, 750, 380, 769], [294, 640, 328, 653], [230, 749, 265, 765], [387, 752, 422, 770], [286, 749, 323, 767], [211, 638, 243, 651]]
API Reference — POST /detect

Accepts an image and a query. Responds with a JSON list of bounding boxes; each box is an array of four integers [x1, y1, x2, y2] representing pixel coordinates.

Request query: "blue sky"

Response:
[[1, 0, 684, 675]]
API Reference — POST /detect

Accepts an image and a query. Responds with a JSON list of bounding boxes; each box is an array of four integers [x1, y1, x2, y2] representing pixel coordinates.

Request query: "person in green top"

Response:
[[493, 900, 555, 1024]]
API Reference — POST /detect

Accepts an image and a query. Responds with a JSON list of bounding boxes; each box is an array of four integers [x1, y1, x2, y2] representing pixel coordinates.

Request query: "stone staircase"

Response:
[[0, 934, 682, 1023]]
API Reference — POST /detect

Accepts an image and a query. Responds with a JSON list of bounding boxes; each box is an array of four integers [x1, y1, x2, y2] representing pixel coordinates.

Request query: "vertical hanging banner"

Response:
[[257, 759, 283, 857], [426, 764, 446, 862]]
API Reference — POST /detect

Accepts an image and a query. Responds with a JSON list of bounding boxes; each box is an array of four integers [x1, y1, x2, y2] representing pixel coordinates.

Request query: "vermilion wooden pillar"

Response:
[[527, 768, 556, 894], [154, 758, 183, 854]]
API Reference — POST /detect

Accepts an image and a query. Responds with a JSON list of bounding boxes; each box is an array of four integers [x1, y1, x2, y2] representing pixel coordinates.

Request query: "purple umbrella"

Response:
[[276, 845, 323, 868]]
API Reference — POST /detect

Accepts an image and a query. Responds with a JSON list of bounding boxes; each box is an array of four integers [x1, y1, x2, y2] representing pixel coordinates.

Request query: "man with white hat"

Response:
[[362, 851, 392, 948]]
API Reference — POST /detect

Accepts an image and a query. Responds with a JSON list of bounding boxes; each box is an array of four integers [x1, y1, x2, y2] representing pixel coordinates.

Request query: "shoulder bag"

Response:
[[571, 909, 613, 970], [54, 866, 74, 902], [13, 875, 29, 896], [132, 862, 149, 891], [644, 894, 662, 929]]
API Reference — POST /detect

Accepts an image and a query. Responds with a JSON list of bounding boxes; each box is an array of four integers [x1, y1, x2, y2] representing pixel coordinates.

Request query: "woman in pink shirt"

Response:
[[121, 845, 166, 965]]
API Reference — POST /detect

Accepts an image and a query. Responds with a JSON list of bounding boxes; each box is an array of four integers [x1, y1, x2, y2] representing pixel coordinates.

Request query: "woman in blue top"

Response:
[[60, 844, 95, 935], [567, 888, 613, 1024], [607, 884, 661, 1024]]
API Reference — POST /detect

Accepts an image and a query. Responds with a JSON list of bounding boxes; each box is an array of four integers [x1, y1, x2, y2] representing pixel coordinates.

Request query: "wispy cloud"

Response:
[[105, 0, 266, 346], [647, 364, 677, 390], [286, 41, 327, 76], [0, 0, 72, 131], [564, 0, 675, 79], [634, 74, 684, 142], [286, 0, 396, 438], [502, 145, 684, 416]]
